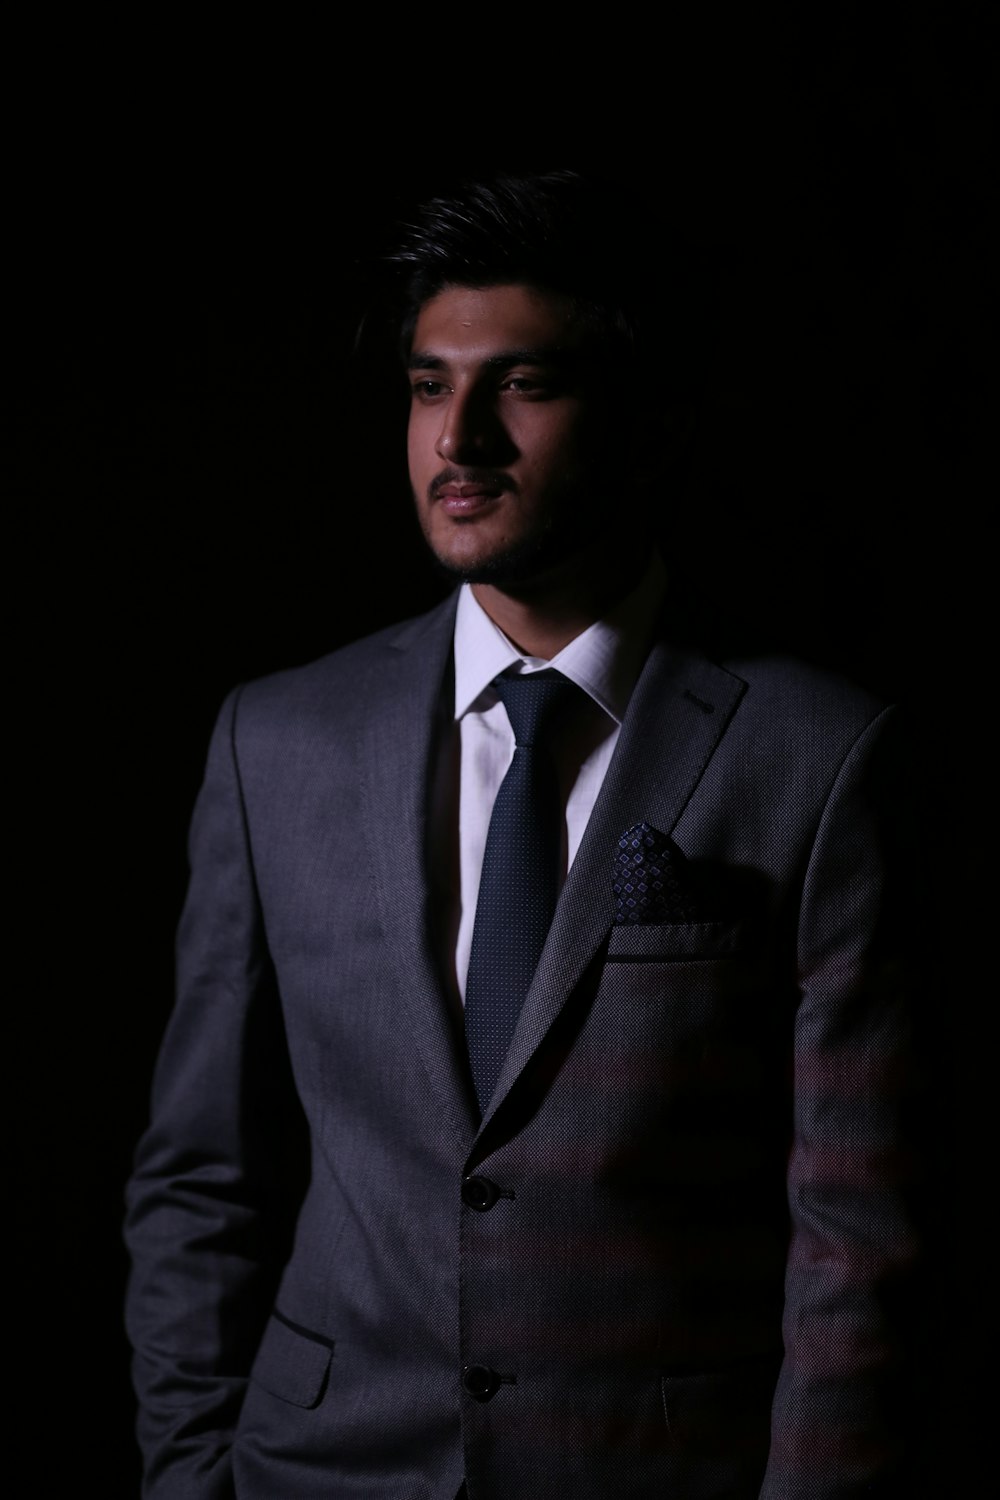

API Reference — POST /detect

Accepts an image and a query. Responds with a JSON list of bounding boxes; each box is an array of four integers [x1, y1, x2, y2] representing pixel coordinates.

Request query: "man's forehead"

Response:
[[408, 283, 585, 366]]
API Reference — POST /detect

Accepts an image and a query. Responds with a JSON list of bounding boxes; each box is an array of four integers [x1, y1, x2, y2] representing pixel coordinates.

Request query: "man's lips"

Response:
[[430, 471, 512, 514], [437, 483, 502, 498], [434, 486, 500, 510]]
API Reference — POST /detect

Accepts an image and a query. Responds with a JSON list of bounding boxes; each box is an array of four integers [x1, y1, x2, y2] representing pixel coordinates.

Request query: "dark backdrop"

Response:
[[11, 17, 988, 1493]]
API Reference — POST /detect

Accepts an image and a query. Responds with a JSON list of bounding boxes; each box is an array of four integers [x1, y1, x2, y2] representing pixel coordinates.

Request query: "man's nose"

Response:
[[434, 389, 503, 463]]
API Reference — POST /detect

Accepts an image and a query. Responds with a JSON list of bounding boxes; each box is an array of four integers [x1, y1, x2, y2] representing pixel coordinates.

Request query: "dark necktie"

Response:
[[464, 672, 577, 1116]]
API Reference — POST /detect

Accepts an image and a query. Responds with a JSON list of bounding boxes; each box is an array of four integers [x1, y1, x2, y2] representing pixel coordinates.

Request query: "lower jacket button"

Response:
[[461, 1175, 500, 1210], [462, 1365, 500, 1401]]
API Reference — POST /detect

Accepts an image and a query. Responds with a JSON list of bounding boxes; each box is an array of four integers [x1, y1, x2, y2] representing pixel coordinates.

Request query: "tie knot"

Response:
[[493, 672, 578, 748]]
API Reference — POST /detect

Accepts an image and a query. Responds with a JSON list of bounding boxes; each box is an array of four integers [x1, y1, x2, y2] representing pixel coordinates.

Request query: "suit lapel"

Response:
[[481, 636, 747, 1130], [359, 592, 480, 1148]]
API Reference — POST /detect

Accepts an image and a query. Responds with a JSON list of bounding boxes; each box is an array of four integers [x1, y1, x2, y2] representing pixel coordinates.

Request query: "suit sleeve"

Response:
[[760, 704, 931, 1498], [123, 686, 308, 1499]]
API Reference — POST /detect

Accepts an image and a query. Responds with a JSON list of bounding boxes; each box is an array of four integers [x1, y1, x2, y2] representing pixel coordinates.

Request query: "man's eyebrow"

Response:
[[407, 347, 581, 372]]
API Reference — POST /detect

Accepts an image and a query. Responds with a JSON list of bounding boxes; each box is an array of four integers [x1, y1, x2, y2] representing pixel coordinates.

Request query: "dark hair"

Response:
[[380, 168, 708, 405], [386, 170, 644, 357]]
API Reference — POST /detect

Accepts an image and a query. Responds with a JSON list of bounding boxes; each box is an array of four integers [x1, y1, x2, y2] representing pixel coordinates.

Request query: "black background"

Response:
[[11, 10, 989, 1492]]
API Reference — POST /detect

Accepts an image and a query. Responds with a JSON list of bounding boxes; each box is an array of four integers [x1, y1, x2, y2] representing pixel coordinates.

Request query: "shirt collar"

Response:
[[453, 551, 667, 725]]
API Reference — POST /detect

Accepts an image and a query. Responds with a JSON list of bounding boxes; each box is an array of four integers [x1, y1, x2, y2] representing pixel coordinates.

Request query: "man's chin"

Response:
[[427, 539, 557, 591]]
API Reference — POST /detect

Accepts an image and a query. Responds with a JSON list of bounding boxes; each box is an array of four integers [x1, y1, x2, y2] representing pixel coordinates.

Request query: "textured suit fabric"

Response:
[[124, 589, 925, 1499]]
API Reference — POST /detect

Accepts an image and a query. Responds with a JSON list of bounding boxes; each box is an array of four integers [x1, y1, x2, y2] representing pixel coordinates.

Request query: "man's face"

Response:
[[407, 283, 614, 588]]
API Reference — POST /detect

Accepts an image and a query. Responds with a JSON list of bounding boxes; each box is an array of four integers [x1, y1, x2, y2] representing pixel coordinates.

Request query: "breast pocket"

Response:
[[606, 919, 751, 963], [595, 918, 768, 1046], [563, 921, 780, 1145]]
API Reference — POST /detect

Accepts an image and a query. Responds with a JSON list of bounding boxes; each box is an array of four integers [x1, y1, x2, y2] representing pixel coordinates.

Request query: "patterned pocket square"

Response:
[[613, 822, 705, 925]]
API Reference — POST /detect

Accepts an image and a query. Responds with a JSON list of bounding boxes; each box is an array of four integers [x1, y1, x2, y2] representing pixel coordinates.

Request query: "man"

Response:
[[124, 170, 925, 1497]]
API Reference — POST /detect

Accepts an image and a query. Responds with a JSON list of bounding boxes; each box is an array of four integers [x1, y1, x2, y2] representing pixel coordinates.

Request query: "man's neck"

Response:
[[470, 540, 653, 660]]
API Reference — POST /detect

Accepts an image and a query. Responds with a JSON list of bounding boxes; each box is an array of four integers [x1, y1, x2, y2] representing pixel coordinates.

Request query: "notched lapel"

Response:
[[480, 639, 747, 1130], [359, 595, 480, 1146]]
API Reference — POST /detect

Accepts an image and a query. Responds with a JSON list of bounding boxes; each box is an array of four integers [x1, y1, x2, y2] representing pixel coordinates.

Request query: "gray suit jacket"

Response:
[[124, 589, 924, 1498]]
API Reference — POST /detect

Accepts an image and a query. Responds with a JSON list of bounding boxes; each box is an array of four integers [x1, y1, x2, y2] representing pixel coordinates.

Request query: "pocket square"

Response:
[[613, 822, 705, 925]]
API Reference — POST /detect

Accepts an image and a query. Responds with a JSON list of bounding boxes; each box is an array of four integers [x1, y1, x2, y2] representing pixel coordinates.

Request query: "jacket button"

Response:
[[461, 1175, 501, 1211], [462, 1365, 500, 1401]]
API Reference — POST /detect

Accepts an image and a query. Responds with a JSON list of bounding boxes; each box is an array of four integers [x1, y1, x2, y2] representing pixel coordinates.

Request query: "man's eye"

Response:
[[411, 380, 447, 400], [501, 375, 544, 395]]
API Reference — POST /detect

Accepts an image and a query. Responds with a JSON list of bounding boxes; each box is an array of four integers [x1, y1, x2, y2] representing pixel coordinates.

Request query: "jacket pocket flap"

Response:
[[607, 919, 748, 961], [250, 1312, 333, 1409]]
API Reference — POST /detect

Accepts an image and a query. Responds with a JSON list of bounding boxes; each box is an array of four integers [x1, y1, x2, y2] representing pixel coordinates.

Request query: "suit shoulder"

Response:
[[725, 652, 891, 731], [224, 593, 458, 729], [706, 653, 901, 786]]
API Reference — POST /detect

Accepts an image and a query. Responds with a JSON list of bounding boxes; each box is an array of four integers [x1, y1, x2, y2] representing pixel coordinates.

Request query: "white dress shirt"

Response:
[[439, 554, 667, 1005]]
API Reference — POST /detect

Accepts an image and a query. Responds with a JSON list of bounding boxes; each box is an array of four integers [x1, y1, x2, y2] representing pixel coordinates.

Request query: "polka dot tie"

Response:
[[464, 672, 579, 1117]]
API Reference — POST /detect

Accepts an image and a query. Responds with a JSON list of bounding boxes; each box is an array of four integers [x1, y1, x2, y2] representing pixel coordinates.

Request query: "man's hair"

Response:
[[388, 170, 640, 355], [380, 168, 708, 404]]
